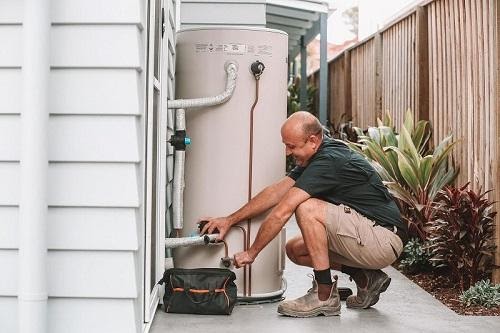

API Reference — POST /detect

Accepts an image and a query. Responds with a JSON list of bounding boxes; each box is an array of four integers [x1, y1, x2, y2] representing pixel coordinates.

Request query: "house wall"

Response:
[[180, 0, 266, 29], [0, 0, 159, 332]]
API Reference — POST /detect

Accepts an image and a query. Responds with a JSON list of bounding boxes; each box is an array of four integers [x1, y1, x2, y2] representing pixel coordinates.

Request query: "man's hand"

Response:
[[199, 216, 232, 240], [233, 251, 255, 268]]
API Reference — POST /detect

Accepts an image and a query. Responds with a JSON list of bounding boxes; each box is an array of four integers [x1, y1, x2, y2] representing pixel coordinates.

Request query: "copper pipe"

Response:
[[231, 225, 248, 296], [247, 77, 260, 296], [231, 225, 248, 248], [219, 240, 229, 258]]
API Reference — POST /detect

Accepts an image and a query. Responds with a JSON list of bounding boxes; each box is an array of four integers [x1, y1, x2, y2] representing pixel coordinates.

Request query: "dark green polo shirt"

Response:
[[287, 137, 406, 231]]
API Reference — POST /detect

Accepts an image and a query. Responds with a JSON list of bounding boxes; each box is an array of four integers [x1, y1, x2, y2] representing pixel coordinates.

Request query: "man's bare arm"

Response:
[[234, 187, 311, 267], [201, 176, 295, 239], [227, 176, 295, 224]]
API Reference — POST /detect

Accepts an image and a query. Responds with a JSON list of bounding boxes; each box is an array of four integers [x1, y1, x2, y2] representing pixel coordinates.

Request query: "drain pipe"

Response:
[[19, 1, 50, 332]]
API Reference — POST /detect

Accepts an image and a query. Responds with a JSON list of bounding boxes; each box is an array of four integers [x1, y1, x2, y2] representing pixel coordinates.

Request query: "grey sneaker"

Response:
[[278, 276, 341, 317], [346, 269, 391, 309]]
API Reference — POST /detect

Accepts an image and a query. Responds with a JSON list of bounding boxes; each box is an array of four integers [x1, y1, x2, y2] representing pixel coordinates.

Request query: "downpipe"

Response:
[[19, 1, 50, 332]]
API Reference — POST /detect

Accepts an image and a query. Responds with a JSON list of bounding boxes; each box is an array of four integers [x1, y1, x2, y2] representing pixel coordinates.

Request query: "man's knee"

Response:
[[285, 238, 303, 263], [295, 198, 315, 217], [295, 198, 326, 222], [285, 239, 297, 262]]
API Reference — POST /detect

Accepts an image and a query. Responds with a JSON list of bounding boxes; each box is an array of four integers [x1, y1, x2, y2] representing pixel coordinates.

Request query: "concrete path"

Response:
[[150, 221, 500, 333]]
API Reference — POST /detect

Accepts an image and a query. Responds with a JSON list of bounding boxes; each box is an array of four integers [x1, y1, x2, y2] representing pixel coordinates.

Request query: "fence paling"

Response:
[[307, 0, 499, 283]]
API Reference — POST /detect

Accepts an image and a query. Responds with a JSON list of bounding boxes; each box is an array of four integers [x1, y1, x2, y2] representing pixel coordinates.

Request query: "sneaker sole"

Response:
[[277, 306, 341, 318], [346, 276, 391, 309]]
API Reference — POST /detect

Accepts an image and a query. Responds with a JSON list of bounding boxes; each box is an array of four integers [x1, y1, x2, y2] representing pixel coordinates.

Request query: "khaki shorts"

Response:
[[325, 203, 403, 269]]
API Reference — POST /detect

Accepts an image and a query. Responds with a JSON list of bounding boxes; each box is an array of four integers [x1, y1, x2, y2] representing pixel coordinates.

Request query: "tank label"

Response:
[[194, 42, 273, 56]]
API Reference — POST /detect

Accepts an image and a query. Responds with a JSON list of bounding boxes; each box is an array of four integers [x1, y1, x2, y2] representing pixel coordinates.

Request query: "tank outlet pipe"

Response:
[[167, 61, 238, 109], [247, 60, 265, 296], [165, 234, 220, 249]]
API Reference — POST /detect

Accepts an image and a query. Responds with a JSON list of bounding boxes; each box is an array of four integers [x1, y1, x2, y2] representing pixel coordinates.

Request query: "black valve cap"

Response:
[[221, 257, 232, 268], [198, 220, 219, 234], [250, 60, 265, 76]]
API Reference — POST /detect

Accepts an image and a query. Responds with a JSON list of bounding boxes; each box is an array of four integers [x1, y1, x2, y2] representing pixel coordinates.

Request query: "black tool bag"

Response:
[[158, 268, 237, 315]]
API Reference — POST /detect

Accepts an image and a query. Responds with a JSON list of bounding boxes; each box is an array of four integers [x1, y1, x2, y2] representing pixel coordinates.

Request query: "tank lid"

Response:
[[178, 25, 288, 37]]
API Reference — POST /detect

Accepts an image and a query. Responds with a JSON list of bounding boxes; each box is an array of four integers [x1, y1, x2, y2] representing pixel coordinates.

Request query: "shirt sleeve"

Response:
[[293, 156, 340, 197], [286, 166, 305, 181]]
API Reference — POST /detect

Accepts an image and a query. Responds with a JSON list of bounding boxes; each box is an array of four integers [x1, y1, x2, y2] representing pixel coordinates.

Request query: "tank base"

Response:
[[237, 294, 284, 305]]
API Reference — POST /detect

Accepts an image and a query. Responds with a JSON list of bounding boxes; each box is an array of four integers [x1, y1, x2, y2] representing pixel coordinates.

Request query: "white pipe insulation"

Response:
[[19, 1, 50, 332], [172, 109, 186, 230], [165, 234, 220, 249], [167, 61, 238, 109]]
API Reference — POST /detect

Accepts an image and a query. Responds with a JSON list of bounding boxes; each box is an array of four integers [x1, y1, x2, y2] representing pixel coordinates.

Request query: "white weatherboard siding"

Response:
[[180, 0, 266, 28], [0, 0, 151, 332]]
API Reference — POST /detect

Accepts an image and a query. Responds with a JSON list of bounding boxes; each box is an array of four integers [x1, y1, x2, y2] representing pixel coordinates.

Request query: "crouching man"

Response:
[[201, 111, 408, 317]]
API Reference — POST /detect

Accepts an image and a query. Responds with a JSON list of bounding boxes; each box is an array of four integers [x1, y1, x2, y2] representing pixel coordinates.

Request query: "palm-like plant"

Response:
[[348, 110, 459, 240]]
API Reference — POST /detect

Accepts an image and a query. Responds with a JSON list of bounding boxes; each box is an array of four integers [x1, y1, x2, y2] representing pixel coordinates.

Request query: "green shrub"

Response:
[[399, 238, 434, 273], [428, 184, 497, 290], [460, 280, 500, 308], [348, 110, 458, 240]]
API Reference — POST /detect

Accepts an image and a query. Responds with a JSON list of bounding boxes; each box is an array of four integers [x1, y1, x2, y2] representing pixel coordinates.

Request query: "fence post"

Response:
[[344, 50, 352, 121], [494, 0, 500, 284], [300, 36, 308, 111], [374, 33, 383, 121], [319, 12, 328, 125], [416, 6, 430, 121]]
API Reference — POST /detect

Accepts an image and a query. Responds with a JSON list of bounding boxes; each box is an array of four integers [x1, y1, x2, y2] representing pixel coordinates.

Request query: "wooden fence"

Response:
[[309, 0, 500, 282]]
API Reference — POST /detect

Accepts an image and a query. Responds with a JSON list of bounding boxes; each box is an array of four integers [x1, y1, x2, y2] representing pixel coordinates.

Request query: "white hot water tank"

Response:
[[173, 27, 288, 299]]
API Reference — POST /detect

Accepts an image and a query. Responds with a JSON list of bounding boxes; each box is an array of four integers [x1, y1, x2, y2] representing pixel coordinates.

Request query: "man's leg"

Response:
[[323, 203, 402, 309], [286, 236, 341, 270], [294, 198, 332, 300], [277, 198, 340, 317]]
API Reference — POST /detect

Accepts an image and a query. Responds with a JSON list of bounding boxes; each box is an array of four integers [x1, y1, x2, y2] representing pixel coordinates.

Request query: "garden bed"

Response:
[[400, 268, 500, 316]]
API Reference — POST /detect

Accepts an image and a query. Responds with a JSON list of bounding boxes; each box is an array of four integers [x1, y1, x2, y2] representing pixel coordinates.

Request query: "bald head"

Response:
[[281, 111, 323, 139], [281, 111, 323, 166]]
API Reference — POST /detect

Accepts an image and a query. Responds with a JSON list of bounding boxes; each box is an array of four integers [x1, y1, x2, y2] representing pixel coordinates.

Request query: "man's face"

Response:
[[281, 127, 319, 167]]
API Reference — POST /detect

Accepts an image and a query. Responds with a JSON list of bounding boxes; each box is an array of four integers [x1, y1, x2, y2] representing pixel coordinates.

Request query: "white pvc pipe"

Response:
[[172, 109, 186, 229], [175, 107, 186, 130], [19, 1, 50, 332], [165, 234, 220, 249], [167, 62, 237, 109], [172, 150, 185, 229]]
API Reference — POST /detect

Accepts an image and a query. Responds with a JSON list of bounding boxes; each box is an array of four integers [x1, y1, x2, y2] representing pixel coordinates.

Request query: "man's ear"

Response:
[[310, 135, 321, 148]]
